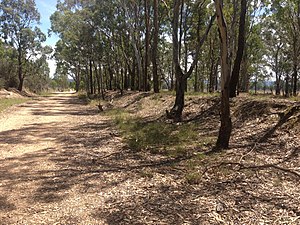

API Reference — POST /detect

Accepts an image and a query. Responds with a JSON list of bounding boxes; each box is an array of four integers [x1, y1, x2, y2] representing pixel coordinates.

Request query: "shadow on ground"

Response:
[[0, 93, 299, 224]]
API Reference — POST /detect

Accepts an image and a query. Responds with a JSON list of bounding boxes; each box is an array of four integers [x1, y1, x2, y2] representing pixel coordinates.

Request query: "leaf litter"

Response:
[[0, 91, 299, 224]]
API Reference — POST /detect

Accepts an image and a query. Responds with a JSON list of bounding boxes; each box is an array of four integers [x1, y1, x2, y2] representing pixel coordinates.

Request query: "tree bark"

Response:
[[17, 47, 24, 91], [89, 60, 94, 94], [229, 0, 247, 98], [144, 0, 150, 91], [293, 38, 298, 96], [215, 0, 232, 150], [152, 0, 159, 93]]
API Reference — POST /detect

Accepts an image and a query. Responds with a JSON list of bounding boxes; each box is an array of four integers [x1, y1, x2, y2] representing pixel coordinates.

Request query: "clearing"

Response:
[[0, 92, 299, 224]]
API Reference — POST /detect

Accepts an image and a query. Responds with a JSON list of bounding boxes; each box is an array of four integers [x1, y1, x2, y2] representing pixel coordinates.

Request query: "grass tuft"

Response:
[[0, 98, 29, 113], [107, 108, 200, 157]]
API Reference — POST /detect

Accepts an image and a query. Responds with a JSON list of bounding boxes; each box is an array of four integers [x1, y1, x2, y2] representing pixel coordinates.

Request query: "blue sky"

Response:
[[35, 0, 59, 77]]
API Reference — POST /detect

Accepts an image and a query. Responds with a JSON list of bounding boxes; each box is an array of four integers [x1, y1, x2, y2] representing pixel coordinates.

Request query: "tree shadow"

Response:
[[258, 105, 300, 143]]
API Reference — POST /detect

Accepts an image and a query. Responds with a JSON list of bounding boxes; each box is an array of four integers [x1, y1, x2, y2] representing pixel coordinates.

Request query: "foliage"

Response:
[[0, 0, 52, 92]]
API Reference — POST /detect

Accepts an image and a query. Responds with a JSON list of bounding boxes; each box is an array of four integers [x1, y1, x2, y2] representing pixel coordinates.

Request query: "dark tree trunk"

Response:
[[75, 79, 80, 92], [214, 59, 219, 91], [239, 47, 249, 92], [171, 61, 175, 90], [275, 80, 281, 95], [229, 0, 247, 98], [152, 0, 159, 93], [215, 0, 232, 150], [285, 74, 290, 97], [194, 62, 199, 92], [131, 58, 136, 90], [144, 0, 150, 91], [255, 75, 258, 94], [94, 62, 101, 95], [293, 63, 297, 96], [167, 69, 186, 122], [74, 65, 80, 92], [17, 47, 23, 91], [89, 60, 94, 94], [99, 64, 105, 100], [124, 67, 129, 90], [108, 67, 113, 90], [208, 37, 215, 93], [17, 76, 24, 92], [216, 88, 232, 149]]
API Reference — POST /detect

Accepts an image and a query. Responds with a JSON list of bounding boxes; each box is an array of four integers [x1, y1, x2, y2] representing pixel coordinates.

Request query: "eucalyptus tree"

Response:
[[270, 0, 300, 96], [214, 0, 232, 149], [167, 0, 216, 122], [152, 0, 159, 93], [0, 0, 46, 91], [25, 54, 51, 93], [0, 41, 18, 88], [262, 15, 287, 95], [228, 0, 247, 97], [51, 1, 93, 93]]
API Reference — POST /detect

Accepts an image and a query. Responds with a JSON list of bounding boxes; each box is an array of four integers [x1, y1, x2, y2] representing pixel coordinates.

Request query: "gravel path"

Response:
[[0, 93, 124, 224]]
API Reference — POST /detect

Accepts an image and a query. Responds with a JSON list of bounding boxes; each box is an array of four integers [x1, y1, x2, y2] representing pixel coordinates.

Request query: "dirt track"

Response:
[[0, 93, 125, 224]]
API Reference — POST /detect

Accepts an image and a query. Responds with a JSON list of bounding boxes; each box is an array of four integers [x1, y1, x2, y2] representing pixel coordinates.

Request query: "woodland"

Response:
[[1, 0, 300, 148], [0, 0, 300, 224]]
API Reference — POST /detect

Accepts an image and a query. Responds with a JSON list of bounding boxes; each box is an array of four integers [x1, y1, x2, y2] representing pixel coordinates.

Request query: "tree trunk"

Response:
[[275, 80, 281, 95], [108, 67, 113, 90], [89, 60, 94, 94], [214, 59, 219, 91], [215, 0, 232, 150], [208, 37, 215, 93], [17, 76, 24, 92], [293, 39, 298, 96], [124, 67, 129, 90], [131, 58, 136, 90], [75, 65, 80, 93], [167, 69, 186, 122], [17, 47, 23, 91], [194, 62, 199, 92], [293, 63, 297, 96], [239, 47, 249, 92], [99, 64, 105, 100], [229, 0, 247, 98], [94, 62, 101, 95], [152, 0, 159, 93], [144, 0, 150, 91], [285, 74, 289, 97]]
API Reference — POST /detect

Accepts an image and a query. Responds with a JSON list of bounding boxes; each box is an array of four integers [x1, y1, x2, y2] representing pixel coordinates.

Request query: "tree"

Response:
[[152, 0, 159, 93], [167, 0, 215, 121], [271, 0, 300, 96], [0, 0, 46, 91], [214, 0, 232, 149], [228, 0, 247, 97]]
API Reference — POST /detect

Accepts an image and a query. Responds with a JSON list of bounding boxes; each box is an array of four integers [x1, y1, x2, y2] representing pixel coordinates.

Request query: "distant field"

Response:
[[0, 98, 28, 113]]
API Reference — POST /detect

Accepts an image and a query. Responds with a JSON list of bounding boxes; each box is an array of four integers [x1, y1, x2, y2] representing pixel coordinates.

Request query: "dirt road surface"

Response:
[[0, 93, 129, 224]]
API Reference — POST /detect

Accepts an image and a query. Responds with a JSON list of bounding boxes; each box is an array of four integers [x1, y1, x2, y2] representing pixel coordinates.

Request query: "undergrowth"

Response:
[[0, 98, 29, 113], [106, 108, 215, 158]]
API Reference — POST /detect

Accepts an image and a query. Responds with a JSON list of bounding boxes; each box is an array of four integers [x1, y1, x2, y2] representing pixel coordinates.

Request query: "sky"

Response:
[[35, 0, 59, 77]]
